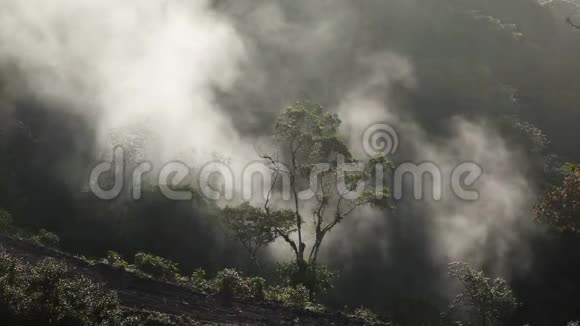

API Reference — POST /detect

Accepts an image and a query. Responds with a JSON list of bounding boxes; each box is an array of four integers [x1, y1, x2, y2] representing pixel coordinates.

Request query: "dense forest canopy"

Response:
[[1, 0, 580, 325]]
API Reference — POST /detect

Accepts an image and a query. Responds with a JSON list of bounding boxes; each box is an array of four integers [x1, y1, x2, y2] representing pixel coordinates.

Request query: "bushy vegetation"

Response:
[[264, 284, 309, 307], [134, 252, 179, 280], [0, 250, 206, 326], [190, 265, 323, 310], [215, 268, 243, 302], [103, 251, 130, 270], [536, 164, 580, 233], [0, 251, 127, 325], [221, 203, 294, 269], [189, 268, 212, 292], [31, 229, 61, 248], [0, 211, 521, 326], [348, 307, 380, 325], [213, 268, 266, 302], [275, 261, 336, 300], [446, 262, 519, 326]]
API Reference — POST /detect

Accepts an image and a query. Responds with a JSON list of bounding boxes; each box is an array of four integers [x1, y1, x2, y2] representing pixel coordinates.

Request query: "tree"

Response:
[[233, 101, 393, 297], [221, 203, 295, 269], [535, 163, 580, 233], [447, 262, 519, 326]]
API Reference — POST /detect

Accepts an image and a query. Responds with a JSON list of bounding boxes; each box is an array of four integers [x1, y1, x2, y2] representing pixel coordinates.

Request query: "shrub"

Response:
[[0, 209, 13, 233], [0, 252, 127, 325], [285, 284, 309, 307], [215, 268, 243, 302], [448, 262, 519, 326], [212, 268, 266, 301], [244, 276, 265, 300], [349, 306, 380, 324], [31, 229, 60, 248], [265, 284, 309, 308], [134, 252, 179, 280], [275, 262, 336, 299], [104, 251, 130, 270], [190, 268, 211, 292]]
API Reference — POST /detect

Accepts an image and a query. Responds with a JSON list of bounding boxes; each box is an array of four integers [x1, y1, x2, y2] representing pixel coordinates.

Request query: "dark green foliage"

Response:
[[535, 165, 580, 233], [215, 268, 241, 302], [0, 251, 127, 325], [246, 276, 265, 300], [213, 268, 267, 301], [248, 103, 389, 302], [190, 268, 211, 292], [221, 203, 295, 268], [134, 252, 179, 280], [104, 251, 130, 270], [32, 229, 61, 248], [275, 261, 336, 299], [264, 284, 309, 308], [348, 306, 380, 324], [447, 262, 519, 326]]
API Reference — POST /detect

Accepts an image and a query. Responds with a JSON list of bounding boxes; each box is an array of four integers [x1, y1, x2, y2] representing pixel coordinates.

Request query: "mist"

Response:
[[1, 0, 579, 324]]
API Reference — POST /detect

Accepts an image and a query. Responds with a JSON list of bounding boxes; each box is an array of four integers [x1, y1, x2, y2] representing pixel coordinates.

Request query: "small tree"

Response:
[[225, 102, 391, 298], [447, 262, 519, 326], [262, 101, 392, 296], [221, 203, 294, 269]]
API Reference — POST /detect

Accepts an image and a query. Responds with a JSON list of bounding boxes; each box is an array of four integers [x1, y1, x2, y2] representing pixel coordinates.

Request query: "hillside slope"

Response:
[[0, 233, 374, 326]]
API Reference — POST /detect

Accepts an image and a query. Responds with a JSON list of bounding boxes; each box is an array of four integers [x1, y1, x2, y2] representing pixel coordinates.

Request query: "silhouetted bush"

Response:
[[0, 252, 128, 325], [134, 252, 179, 280], [104, 251, 130, 270], [245, 276, 265, 300], [348, 306, 380, 324], [190, 268, 212, 292], [265, 284, 309, 307], [215, 268, 242, 302], [31, 229, 60, 248], [275, 262, 336, 299]]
